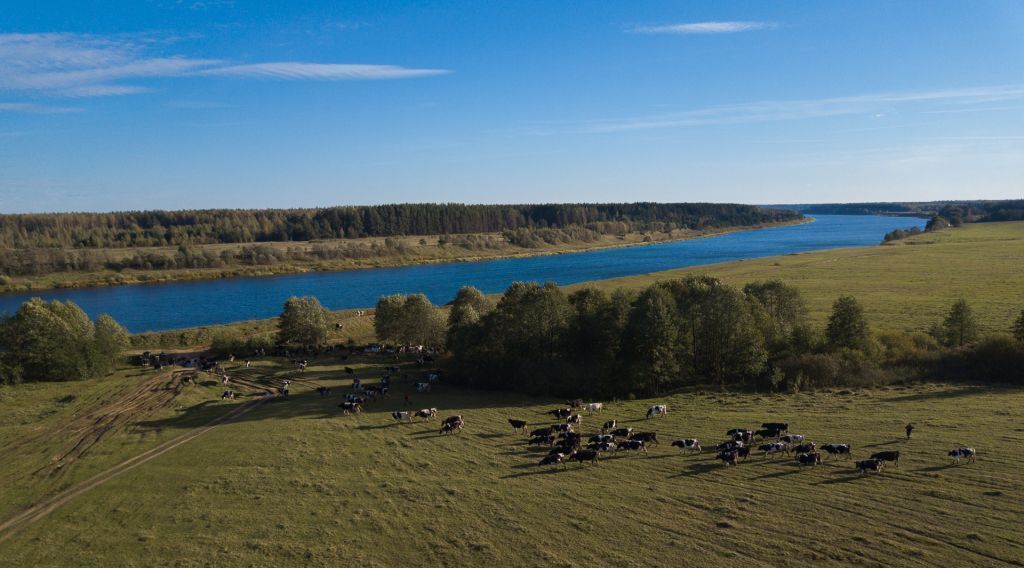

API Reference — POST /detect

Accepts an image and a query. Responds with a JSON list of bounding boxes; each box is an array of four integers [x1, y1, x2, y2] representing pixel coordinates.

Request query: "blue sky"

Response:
[[1, 1, 1022, 213]]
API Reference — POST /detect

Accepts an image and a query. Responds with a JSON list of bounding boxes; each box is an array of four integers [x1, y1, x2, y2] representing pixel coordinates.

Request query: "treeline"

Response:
[[0, 203, 799, 250], [0, 299, 130, 384], [438, 279, 1024, 397], [790, 200, 1024, 223]]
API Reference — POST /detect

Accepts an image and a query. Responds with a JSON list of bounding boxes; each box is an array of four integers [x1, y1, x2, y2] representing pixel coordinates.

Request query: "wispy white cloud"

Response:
[[0, 32, 450, 99], [0, 101, 82, 113], [514, 85, 1024, 135], [198, 62, 449, 80], [631, 21, 775, 34]]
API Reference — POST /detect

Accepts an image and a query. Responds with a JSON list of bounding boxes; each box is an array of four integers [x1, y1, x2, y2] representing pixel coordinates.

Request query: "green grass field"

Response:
[[1, 353, 1022, 567], [572, 221, 1024, 334]]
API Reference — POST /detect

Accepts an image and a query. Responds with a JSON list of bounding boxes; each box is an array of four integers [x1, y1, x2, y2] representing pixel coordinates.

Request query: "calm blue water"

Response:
[[0, 215, 925, 333]]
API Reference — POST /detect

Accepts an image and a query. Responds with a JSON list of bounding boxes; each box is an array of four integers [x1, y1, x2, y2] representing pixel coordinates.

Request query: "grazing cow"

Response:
[[552, 423, 573, 433], [345, 394, 366, 404], [530, 434, 556, 446], [611, 427, 633, 438], [585, 402, 604, 414], [569, 449, 599, 465], [755, 428, 784, 440], [822, 443, 852, 459], [731, 430, 755, 444], [550, 408, 573, 419], [415, 382, 431, 393], [539, 453, 566, 468], [646, 404, 668, 419], [671, 439, 702, 453], [760, 442, 790, 458], [508, 418, 529, 433], [630, 432, 659, 445], [762, 422, 789, 433], [736, 446, 751, 461], [780, 434, 805, 444], [415, 408, 438, 420], [439, 420, 464, 435], [560, 432, 583, 444], [530, 427, 554, 438], [589, 434, 615, 444], [442, 415, 463, 427], [797, 452, 822, 467], [339, 402, 362, 414], [717, 450, 739, 467], [566, 398, 584, 408], [792, 442, 816, 455], [566, 414, 583, 426], [555, 439, 581, 454], [589, 441, 616, 452], [856, 459, 884, 475], [949, 447, 976, 464], [601, 420, 617, 434], [617, 440, 647, 454], [391, 411, 412, 422], [717, 440, 744, 452], [870, 451, 901, 467]]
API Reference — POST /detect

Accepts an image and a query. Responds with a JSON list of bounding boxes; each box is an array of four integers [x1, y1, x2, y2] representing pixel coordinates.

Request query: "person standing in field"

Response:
[[905, 423, 914, 439]]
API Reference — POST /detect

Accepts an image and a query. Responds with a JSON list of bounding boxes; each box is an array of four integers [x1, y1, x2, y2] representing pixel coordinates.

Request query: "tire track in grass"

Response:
[[0, 396, 266, 545]]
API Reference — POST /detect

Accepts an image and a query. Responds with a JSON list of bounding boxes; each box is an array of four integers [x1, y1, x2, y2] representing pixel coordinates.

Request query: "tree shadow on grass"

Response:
[[886, 385, 999, 403]]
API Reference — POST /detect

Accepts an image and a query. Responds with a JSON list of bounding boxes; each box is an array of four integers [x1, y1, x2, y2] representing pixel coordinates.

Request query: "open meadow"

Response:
[[1, 352, 1021, 567]]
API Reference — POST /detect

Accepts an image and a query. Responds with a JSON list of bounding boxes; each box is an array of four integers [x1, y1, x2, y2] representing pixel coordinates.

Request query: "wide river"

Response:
[[0, 215, 925, 333]]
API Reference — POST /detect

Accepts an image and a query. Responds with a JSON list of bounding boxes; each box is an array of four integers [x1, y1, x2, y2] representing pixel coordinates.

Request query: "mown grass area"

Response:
[[573, 221, 1024, 334], [1, 353, 1021, 567]]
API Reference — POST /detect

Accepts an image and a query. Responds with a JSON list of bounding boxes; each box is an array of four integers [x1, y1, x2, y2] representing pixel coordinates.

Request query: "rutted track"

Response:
[[0, 394, 267, 545]]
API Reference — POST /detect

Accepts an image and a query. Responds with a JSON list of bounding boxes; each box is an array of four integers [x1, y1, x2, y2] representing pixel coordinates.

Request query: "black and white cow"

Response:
[[539, 453, 566, 468], [415, 408, 437, 420], [415, 382, 431, 393], [617, 439, 647, 454], [717, 440, 744, 452], [671, 439, 702, 453], [796, 452, 821, 467], [588, 441, 617, 453], [822, 443, 852, 459], [780, 434, 805, 444], [530, 426, 554, 438], [870, 451, 900, 467], [792, 442, 816, 455], [566, 413, 583, 426], [530, 434, 556, 446], [949, 447, 976, 464], [630, 432, 659, 445], [601, 420, 617, 434], [646, 404, 668, 419], [610, 427, 633, 438], [760, 442, 790, 458], [391, 411, 412, 422], [550, 408, 573, 419], [717, 450, 739, 466], [762, 422, 789, 433], [569, 449, 599, 465], [508, 418, 528, 433], [338, 401, 362, 414], [856, 459, 884, 475], [589, 434, 615, 445]]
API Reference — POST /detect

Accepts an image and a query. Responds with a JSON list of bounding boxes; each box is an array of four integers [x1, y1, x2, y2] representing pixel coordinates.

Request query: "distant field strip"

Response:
[[574, 221, 1024, 333]]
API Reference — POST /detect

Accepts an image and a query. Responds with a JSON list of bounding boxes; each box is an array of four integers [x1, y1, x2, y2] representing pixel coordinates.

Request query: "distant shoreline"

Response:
[[0, 217, 811, 296]]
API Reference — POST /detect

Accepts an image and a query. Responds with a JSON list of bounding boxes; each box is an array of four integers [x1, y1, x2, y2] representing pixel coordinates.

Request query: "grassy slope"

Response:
[[1, 354, 1022, 567], [571, 221, 1024, 333]]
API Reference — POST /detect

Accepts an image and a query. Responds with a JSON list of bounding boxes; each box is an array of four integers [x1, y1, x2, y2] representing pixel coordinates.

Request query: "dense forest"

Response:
[[783, 199, 1024, 221], [0, 203, 800, 250]]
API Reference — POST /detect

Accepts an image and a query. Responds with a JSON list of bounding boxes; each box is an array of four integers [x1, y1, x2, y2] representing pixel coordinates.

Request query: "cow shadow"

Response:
[[502, 467, 574, 479], [356, 422, 409, 430], [753, 468, 804, 480], [913, 464, 955, 473], [815, 472, 864, 485], [475, 433, 506, 440], [669, 462, 719, 478], [862, 439, 902, 448]]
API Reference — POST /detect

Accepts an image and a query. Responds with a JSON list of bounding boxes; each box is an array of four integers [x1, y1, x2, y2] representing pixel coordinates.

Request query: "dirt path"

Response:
[[0, 396, 266, 545]]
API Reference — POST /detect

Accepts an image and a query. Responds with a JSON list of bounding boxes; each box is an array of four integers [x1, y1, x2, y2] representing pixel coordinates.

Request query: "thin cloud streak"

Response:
[[198, 62, 450, 80], [0, 101, 82, 113], [631, 21, 775, 34], [509, 85, 1024, 135], [0, 33, 450, 98]]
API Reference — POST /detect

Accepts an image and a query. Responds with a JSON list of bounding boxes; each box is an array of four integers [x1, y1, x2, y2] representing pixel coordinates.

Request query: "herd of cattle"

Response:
[[330, 368, 977, 474]]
